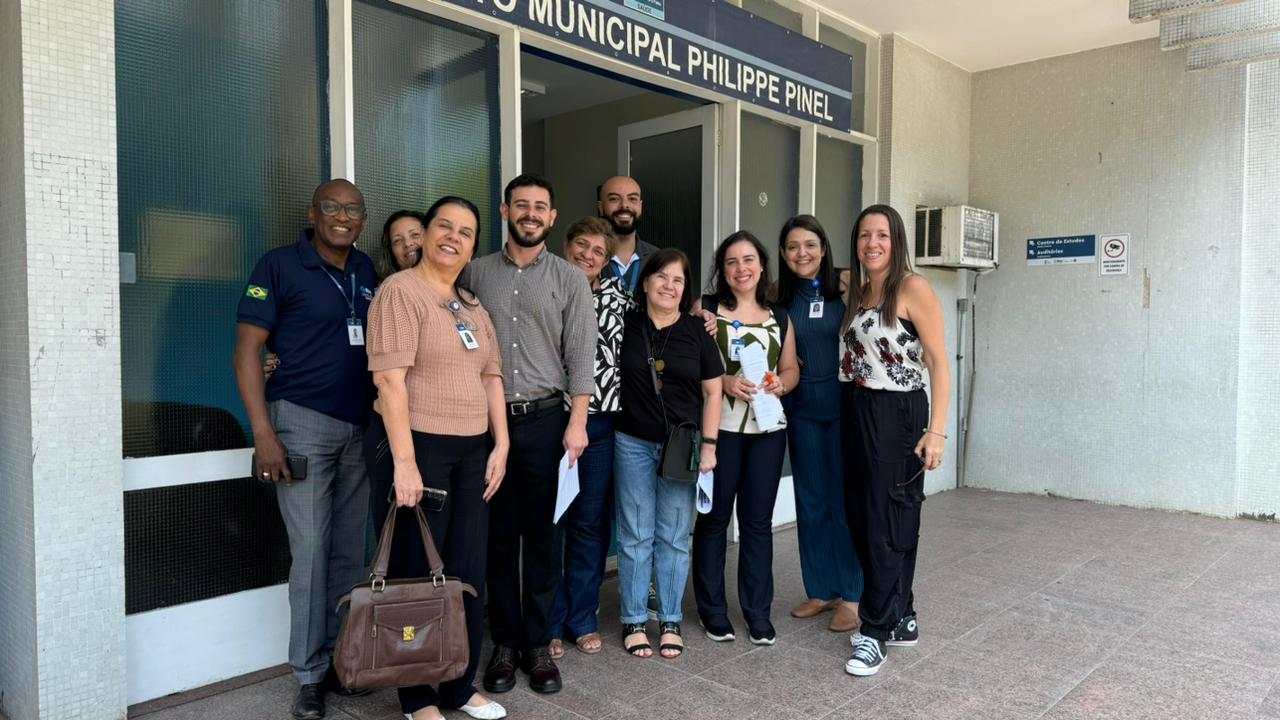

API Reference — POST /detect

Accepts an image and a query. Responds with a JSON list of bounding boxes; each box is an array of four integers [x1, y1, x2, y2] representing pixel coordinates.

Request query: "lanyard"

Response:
[[812, 278, 820, 292], [446, 299, 470, 329], [326, 270, 357, 319]]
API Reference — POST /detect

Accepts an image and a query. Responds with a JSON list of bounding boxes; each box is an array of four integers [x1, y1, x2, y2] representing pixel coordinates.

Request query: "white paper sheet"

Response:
[[737, 342, 784, 431], [553, 451, 579, 524], [696, 471, 714, 514]]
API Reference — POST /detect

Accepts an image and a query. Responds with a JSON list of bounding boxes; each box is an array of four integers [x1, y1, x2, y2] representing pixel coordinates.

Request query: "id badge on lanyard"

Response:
[[729, 319, 744, 362], [808, 279, 824, 319], [328, 271, 364, 346], [447, 300, 479, 350]]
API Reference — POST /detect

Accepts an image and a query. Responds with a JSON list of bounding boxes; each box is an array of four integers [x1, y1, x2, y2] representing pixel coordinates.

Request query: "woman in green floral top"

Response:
[[691, 230, 799, 645]]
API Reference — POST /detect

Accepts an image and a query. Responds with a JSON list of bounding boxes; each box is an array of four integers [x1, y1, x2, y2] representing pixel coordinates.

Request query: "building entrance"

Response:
[[519, 50, 714, 285]]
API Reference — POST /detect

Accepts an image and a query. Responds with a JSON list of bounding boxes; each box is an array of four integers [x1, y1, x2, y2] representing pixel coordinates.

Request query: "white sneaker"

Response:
[[845, 635, 886, 677]]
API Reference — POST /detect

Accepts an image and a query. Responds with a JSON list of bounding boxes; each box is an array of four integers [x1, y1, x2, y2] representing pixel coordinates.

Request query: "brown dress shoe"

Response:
[[520, 645, 562, 694], [791, 598, 838, 619], [482, 646, 518, 694], [829, 601, 860, 632]]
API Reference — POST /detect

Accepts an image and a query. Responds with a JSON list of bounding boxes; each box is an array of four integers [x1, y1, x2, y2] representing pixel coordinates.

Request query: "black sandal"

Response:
[[658, 621, 684, 658], [622, 622, 651, 657]]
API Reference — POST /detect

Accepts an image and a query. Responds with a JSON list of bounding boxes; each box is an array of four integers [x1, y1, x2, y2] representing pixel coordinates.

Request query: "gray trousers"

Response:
[[270, 399, 369, 684]]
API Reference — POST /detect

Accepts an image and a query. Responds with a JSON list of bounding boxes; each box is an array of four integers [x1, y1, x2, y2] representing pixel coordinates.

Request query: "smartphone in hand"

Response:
[[251, 453, 308, 482]]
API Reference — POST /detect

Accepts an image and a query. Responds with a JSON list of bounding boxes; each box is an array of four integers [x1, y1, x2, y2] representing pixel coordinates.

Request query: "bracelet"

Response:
[[923, 429, 948, 439], [702, 437, 718, 446]]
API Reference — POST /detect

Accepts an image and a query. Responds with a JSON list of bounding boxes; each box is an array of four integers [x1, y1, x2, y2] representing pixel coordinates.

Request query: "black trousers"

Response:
[[693, 429, 787, 626], [364, 413, 490, 714], [487, 405, 568, 650], [841, 384, 928, 643]]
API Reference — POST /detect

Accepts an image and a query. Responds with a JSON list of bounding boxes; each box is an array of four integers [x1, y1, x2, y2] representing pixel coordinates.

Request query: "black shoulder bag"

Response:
[[642, 318, 701, 483]]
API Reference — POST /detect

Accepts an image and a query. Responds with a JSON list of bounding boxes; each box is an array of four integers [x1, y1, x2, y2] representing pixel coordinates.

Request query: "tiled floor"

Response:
[[130, 488, 1280, 719]]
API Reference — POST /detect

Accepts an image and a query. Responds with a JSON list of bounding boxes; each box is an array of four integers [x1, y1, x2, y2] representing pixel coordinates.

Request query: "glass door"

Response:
[[617, 105, 719, 287]]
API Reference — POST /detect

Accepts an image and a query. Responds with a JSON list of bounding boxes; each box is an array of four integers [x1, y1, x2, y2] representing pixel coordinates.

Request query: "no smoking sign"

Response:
[[1100, 234, 1129, 276]]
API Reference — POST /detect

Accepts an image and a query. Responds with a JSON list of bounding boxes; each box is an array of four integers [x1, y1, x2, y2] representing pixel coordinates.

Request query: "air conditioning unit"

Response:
[[914, 205, 998, 269]]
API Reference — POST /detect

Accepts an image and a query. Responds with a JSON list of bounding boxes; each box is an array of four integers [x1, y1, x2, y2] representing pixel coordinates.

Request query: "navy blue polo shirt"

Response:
[[237, 230, 379, 426]]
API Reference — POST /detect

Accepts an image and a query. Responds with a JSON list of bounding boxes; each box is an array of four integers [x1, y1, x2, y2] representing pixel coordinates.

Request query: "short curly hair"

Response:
[[564, 216, 617, 259]]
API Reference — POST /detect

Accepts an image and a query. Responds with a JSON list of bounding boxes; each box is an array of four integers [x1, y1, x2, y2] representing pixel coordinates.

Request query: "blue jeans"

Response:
[[550, 413, 615, 639], [614, 431, 695, 624], [789, 414, 863, 602]]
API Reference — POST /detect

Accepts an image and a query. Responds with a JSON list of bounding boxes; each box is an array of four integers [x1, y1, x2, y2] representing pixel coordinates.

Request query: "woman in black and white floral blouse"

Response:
[[839, 204, 950, 679]]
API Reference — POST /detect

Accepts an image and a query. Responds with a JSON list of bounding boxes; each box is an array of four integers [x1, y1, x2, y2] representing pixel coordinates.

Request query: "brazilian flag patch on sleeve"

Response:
[[246, 285, 269, 300]]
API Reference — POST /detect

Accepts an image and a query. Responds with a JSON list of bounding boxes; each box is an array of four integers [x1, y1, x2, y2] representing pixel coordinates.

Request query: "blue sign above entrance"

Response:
[[442, 0, 856, 131]]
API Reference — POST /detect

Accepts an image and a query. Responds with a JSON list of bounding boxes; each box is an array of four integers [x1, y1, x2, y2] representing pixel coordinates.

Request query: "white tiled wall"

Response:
[[967, 39, 1252, 516], [2, 1, 127, 718], [1236, 60, 1280, 520], [0, 1, 38, 718], [878, 35, 974, 496]]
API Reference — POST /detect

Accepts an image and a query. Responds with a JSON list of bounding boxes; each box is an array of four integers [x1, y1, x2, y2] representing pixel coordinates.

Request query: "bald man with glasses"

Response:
[[233, 179, 379, 720]]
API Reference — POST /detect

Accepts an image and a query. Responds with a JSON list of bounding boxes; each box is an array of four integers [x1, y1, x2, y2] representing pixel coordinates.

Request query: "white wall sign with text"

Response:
[[1099, 234, 1129, 276]]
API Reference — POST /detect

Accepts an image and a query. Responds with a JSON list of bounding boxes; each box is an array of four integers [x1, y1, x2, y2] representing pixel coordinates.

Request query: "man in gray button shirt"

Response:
[[467, 173, 595, 695]]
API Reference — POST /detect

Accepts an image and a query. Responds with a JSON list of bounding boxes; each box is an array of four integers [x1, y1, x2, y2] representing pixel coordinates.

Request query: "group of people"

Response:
[[234, 172, 949, 720]]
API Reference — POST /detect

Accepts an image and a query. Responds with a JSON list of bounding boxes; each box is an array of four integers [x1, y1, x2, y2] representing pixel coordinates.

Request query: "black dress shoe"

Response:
[[482, 646, 518, 694], [292, 683, 325, 720], [520, 645, 562, 694], [323, 665, 373, 697]]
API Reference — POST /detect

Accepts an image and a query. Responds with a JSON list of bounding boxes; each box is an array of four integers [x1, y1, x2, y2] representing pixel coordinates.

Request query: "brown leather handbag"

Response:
[[332, 504, 476, 689]]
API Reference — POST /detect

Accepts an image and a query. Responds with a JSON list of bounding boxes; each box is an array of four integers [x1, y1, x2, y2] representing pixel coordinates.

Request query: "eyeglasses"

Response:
[[314, 199, 367, 220], [898, 456, 927, 487]]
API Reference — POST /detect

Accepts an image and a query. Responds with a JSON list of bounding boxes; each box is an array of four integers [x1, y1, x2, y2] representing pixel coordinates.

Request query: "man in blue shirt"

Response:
[[597, 175, 659, 295], [233, 179, 379, 720]]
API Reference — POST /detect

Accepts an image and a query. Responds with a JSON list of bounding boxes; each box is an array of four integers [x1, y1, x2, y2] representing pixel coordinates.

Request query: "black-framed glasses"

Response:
[[314, 199, 367, 220]]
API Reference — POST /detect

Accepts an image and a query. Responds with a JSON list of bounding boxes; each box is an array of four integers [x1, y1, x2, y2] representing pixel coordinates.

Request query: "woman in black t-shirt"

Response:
[[614, 248, 723, 660]]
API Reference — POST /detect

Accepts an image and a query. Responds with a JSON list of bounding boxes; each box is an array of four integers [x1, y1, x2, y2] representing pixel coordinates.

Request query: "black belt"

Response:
[[507, 395, 561, 416]]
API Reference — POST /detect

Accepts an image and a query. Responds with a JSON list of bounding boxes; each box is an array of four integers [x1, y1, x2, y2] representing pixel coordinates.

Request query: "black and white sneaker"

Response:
[[887, 615, 919, 647], [701, 617, 736, 642], [748, 620, 777, 646], [845, 635, 886, 676]]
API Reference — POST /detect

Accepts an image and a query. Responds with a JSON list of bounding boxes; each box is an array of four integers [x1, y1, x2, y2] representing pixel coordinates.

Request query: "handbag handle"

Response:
[[369, 503, 445, 589]]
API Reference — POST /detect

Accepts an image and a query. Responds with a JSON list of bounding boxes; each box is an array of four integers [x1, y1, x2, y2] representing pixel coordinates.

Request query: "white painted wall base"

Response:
[[772, 474, 797, 528], [732, 474, 796, 542], [127, 585, 290, 705]]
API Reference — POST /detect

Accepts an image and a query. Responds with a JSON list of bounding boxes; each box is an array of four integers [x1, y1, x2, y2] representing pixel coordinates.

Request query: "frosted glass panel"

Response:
[[116, 0, 328, 458], [740, 0, 803, 33], [354, 0, 500, 253], [115, 0, 325, 612], [820, 22, 869, 133], [629, 127, 705, 279], [738, 112, 799, 258], [815, 136, 864, 269]]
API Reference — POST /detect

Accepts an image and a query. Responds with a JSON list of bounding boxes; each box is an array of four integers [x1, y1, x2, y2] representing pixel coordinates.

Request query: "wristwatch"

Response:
[[702, 437, 718, 446]]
